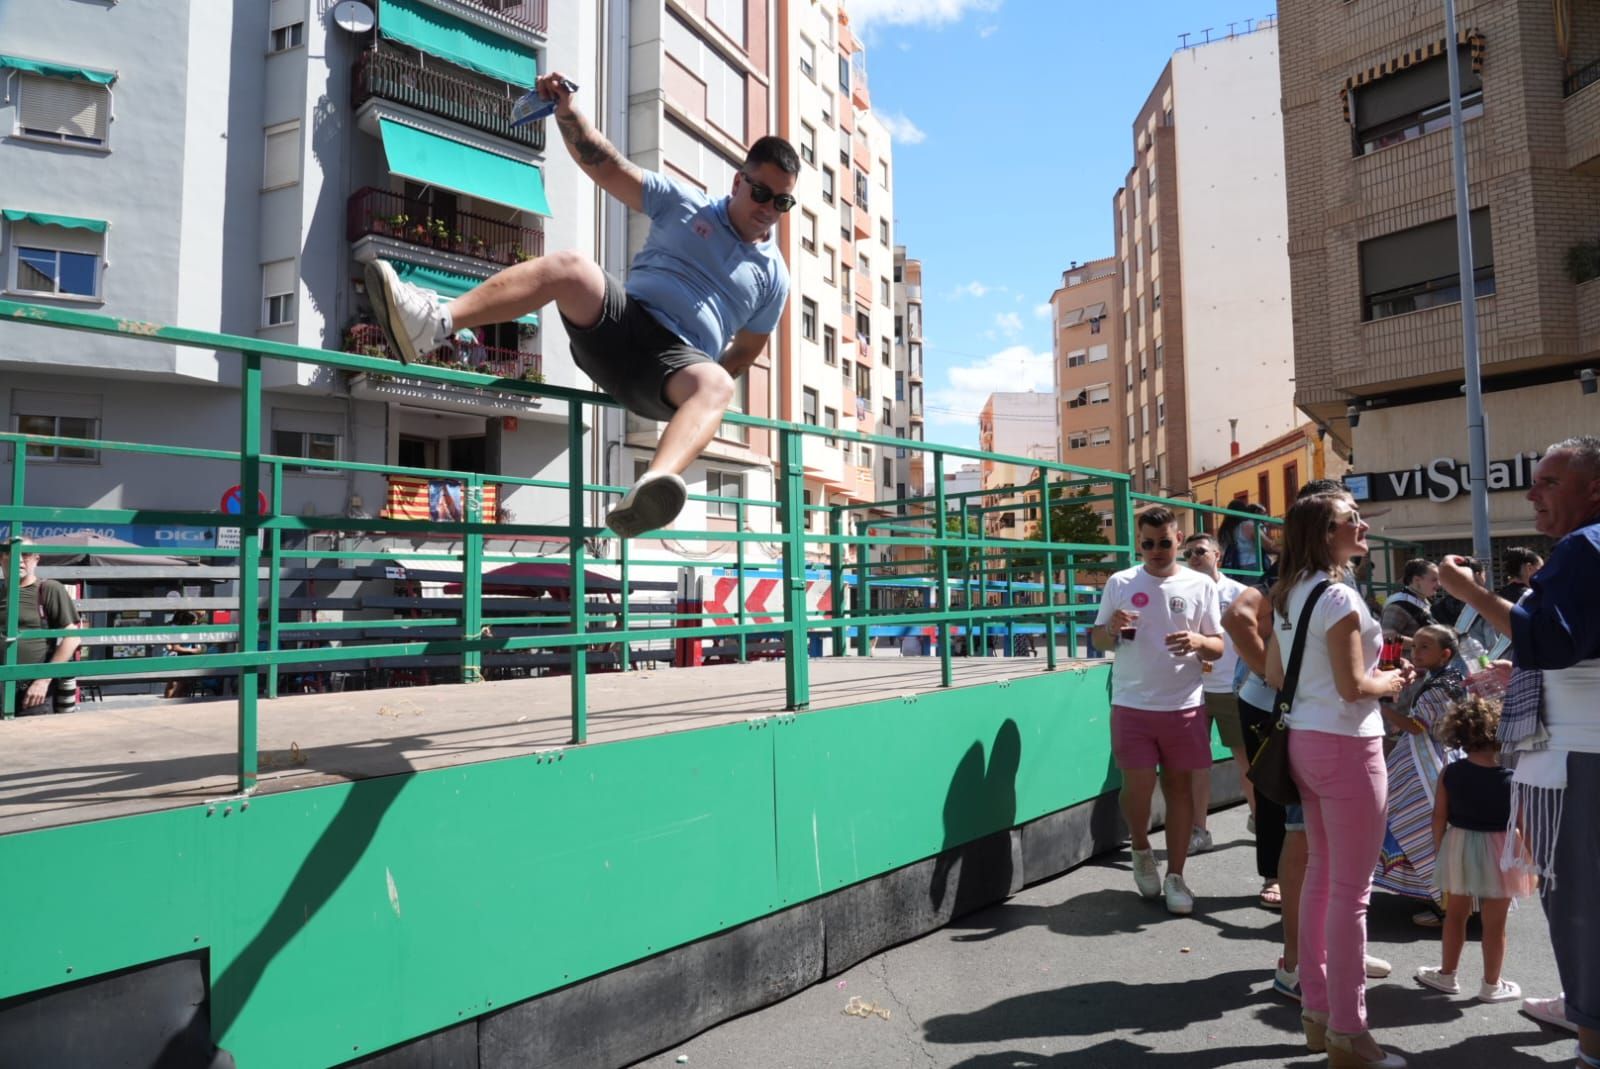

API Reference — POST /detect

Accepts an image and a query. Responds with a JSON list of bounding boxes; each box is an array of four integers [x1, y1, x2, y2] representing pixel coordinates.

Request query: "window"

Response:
[[1090, 427, 1112, 447], [1089, 343, 1109, 363], [861, 447, 872, 470], [11, 236, 101, 299], [854, 169, 870, 211], [1157, 398, 1166, 426], [719, 373, 749, 444], [855, 363, 872, 397], [16, 74, 110, 147], [799, 36, 816, 80], [1257, 471, 1272, 515], [1068, 431, 1089, 450], [855, 308, 870, 337], [821, 94, 834, 128], [800, 122, 816, 165], [839, 54, 851, 92], [824, 407, 838, 445], [880, 277, 890, 305], [821, 167, 835, 204], [881, 401, 892, 426], [801, 209, 817, 253], [1152, 278, 1162, 310], [1088, 384, 1111, 405], [823, 245, 836, 284], [823, 325, 837, 365], [263, 121, 301, 190], [879, 218, 890, 246], [269, 0, 306, 52], [895, 371, 905, 401], [1283, 461, 1300, 508], [882, 457, 893, 488], [707, 469, 745, 518], [803, 387, 819, 425], [1360, 210, 1494, 321], [1154, 341, 1163, 369], [858, 250, 871, 277], [1150, 221, 1160, 252], [896, 426, 907, 458], [704, 0, 746, 47], [273, 429, 341, 474], [1352, 48, 1482, 156], [880, 336, 890, 365], [1140, 404, 1150, 435], [1089, 316, 1102, 335], [842, 357, 852, 383], [801, 297, 818, 341], [12, 390, 101, 464], [879, 159, 889, 188], [262, 259, 297, 327], [1067, 349, 1088, 368]]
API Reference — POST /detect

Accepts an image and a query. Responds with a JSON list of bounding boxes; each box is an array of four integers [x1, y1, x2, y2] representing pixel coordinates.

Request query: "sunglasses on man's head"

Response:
[[742, 174, 796, 212], [1140, 538, 1176, 551]]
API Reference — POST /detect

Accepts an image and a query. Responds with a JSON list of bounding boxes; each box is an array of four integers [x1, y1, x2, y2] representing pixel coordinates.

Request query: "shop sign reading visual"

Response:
[[1345, 452, 1543, 504]]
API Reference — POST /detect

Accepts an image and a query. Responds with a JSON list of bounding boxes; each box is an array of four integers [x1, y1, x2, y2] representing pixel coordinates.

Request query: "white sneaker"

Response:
[[1188, 827, 1214, 855], [606, 471, 687, 538], [1520, 994, 1578, 1033], [1163, 873, 1194, 915], [1364, 953, 1392, 979], [1478, 978, 1521, 1003], [365, 259, 449, 364], [1131, 848, 1161, 899], [1415, 966, 1459, 994]]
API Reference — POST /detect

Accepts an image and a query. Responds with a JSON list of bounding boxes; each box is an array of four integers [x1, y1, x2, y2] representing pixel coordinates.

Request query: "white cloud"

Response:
[[993, 311, 1023, 335], [926, 345, 1054, 427], [877, 111, 927, 145], [951, 280, 991, 299], [978, 24, 999, 37], [848, 0, 1002, 30], [1033, 303, 1053, 319]]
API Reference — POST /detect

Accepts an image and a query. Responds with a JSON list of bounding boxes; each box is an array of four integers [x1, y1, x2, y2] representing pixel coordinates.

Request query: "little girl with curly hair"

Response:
[[1414, 694, 1538, 1003]]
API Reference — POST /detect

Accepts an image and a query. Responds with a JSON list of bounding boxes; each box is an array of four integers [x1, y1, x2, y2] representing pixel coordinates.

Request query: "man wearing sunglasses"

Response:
[[1179, 532, 1251, 857], [364, 71, 797, 537], [1091, 508, 1226, 915]]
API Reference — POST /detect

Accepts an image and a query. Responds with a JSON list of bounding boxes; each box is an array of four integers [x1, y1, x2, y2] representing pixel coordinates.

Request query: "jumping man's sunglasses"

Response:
[[742, 174, 797, 212], [1140, 538, 1176, 551]]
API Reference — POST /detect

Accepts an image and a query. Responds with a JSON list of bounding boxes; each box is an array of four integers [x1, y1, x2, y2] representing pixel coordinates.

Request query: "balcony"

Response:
[[353, 48, 545, 150], [851, 52, 870, 111], [348, 186, 543, 266], [453, 0, 548, 35], [1567, 55, 1600, 98], [853, 204, 872, 241], [1567, 64, 1600, 173], [344, 323, 540, 382], [852, 131, 871, 171]]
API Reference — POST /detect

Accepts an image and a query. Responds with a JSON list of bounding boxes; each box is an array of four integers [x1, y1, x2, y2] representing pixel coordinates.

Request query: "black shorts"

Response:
[[562, 274, 714, 422]]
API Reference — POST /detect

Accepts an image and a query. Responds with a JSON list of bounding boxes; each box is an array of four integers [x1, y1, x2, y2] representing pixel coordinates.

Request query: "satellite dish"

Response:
[[332, 0, 375, 34]]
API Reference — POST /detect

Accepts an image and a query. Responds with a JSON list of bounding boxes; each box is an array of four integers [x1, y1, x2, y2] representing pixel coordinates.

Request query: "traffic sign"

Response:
[[221, 486, 270, 515]]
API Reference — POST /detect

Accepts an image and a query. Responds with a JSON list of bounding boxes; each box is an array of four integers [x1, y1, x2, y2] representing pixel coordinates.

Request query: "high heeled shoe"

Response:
[[1301, 1009, 1328, 1053], [1325, 1028, 1406, 1068]]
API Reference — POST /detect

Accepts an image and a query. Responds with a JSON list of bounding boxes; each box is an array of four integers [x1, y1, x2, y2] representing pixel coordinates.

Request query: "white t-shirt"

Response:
[[1274, 574, 1383, 738], [1095, 565, 1222, 711], [1201, 572, 1248, 694]]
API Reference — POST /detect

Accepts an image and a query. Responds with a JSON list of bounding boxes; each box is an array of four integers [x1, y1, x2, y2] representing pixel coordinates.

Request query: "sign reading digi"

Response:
[[0, 523, 221, 547], [1344, 452, 1543, 504]]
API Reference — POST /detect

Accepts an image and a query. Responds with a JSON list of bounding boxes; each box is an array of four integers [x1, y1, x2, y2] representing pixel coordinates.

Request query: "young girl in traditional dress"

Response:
[[1414, 694, 1538, 1002]]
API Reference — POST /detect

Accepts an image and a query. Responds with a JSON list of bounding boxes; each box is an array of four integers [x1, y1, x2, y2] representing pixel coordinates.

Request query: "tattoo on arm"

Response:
[[557, 113, 621, 168]]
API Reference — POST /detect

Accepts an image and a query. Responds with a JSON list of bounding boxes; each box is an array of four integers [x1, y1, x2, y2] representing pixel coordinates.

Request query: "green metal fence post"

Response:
[[1038, 469, 1057, 670], [2, 450, 24, 719], [777, 426, 810, 709], [462, 473, 484, 685], [1111, 477, 1135, 572], [264, 461, 283, 700], [734, 500, 747, 663], [854, 518, 871, 656], [567, 404, 588, 742], [963, 499, 976, 659], [236, 353, 263, 793], [933, 453, 952, 688], [619, 535, 633, 672], [828, 506, 845, 657]]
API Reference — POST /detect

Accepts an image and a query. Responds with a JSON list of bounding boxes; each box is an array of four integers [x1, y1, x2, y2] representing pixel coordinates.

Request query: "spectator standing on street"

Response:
[[1218, 502, 1270, 575], [0, 537, 82, 715], [1267, 493, 1409, 1067], [164, 610, 205, 699], [1436, 434, 1600, 1064], [1380, 558, 1438, 655], [1092, 508, 1225, 916], [1495, 547, 1543, 604], [1180, 532, 1250, 855]]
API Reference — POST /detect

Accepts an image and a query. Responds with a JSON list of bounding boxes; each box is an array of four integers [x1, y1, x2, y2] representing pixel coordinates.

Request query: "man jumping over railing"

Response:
[[364, 73, 796, 538]]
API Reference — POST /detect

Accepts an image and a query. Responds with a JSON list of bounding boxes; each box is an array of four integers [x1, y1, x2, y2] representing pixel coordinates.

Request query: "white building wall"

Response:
[[1171, 28, 1297, 475]]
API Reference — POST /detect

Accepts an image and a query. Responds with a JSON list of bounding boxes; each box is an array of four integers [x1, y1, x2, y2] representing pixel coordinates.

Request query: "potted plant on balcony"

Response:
[[385, 213, 409, 237], [469, 235, 488, 259]]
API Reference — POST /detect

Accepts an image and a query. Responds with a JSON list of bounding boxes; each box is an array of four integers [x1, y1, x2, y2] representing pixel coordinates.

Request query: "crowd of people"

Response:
[[1098, 434, 1600, 1069]]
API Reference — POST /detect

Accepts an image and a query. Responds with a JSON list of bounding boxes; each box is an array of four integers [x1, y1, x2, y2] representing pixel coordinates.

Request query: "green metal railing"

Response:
[[0, 298, 1414, 795]]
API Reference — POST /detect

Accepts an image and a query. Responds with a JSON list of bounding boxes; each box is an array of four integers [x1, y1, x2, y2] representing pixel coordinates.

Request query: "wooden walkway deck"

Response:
[[0, 655, 1094, 836]]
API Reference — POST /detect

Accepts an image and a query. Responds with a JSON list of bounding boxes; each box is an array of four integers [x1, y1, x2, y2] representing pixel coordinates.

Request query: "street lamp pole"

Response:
[[1443, 0, 1494, 582]]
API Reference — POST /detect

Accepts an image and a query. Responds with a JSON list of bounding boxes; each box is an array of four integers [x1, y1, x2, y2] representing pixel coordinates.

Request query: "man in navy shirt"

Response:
[[1439, 434, 1600, 1055], [366, 72, 796, 538]]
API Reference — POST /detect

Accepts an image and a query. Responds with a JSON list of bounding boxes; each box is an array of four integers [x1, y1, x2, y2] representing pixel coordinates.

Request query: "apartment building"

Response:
[[1280, 0, 1600, 555], [1051, 257, 1123, 533], [1, 0, 587, 532], [1189, 423, 1348, 520], [1115, 21, 1299, 502], [893, 246, 925, 499], [775, 3, 899, 561], [978, 392, 1058, 539]]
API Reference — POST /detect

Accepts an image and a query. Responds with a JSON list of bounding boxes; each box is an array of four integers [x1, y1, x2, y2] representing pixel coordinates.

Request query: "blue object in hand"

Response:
[[510, 79, 579, 128]]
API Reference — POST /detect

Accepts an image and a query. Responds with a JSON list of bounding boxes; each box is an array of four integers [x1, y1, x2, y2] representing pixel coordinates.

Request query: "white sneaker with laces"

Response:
[[1478, 978, 1521, 1003], [1364, 953, 1392, 979], [1188, 827, 1214, 855], [1163, 872, 1194, 915], [1520, 994, 1578, 1033], [1130, 848, 1161, 899], [364, 259, 450, 364], [1415, 966, 1459, 994], [606, 471, 688, 538]]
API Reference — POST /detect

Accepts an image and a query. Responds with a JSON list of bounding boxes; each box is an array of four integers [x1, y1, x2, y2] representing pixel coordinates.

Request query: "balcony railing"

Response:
[[1568, 56, 1600, 97], [344, 322, 541, 381], [347, 186, 544, 265], [456, 0, 548, 35], [353, 48, 546, 150]]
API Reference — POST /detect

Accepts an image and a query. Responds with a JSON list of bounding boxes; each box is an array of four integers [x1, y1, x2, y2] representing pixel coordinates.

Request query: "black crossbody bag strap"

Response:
[[1274, 580, 1332, 721]]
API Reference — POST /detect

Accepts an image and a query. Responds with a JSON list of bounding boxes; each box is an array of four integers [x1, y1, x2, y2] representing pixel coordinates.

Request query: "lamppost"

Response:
[[1444, 0, 1493, 584]]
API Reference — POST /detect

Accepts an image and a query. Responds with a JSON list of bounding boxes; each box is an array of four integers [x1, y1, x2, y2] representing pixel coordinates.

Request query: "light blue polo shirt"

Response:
[[625, 171, 790, 361]]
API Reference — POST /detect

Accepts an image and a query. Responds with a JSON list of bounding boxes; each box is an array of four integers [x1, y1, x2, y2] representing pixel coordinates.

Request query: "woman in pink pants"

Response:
[[1267, 492, 1410, 1068]]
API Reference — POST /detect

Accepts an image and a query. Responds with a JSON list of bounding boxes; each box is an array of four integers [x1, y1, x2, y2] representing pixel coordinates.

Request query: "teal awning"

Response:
[[378, 118, 550, 217], [0, 54, 117, 85], [377, 0, 537, 88], [2, 209, 108, 233], [392, 261, 538, 327]]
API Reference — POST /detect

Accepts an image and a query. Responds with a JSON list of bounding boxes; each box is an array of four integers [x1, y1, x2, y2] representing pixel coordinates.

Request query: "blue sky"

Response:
[[851, 0, 1280, 450]]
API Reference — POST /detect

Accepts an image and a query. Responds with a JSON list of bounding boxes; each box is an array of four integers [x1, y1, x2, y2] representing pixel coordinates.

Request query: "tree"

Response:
[[1009, 485, 1109, 573]]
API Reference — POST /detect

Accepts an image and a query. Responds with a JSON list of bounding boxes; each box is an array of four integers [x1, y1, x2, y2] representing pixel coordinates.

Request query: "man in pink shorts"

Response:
[[1092, 507, 1225, 914]]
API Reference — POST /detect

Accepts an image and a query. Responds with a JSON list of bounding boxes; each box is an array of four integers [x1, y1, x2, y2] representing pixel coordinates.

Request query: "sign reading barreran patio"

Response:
[[1344, 451, 1543, 504]]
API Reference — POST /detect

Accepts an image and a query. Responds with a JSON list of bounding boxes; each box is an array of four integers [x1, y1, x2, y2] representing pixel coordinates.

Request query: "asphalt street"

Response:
[[633, 803, 1576, 1069]]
